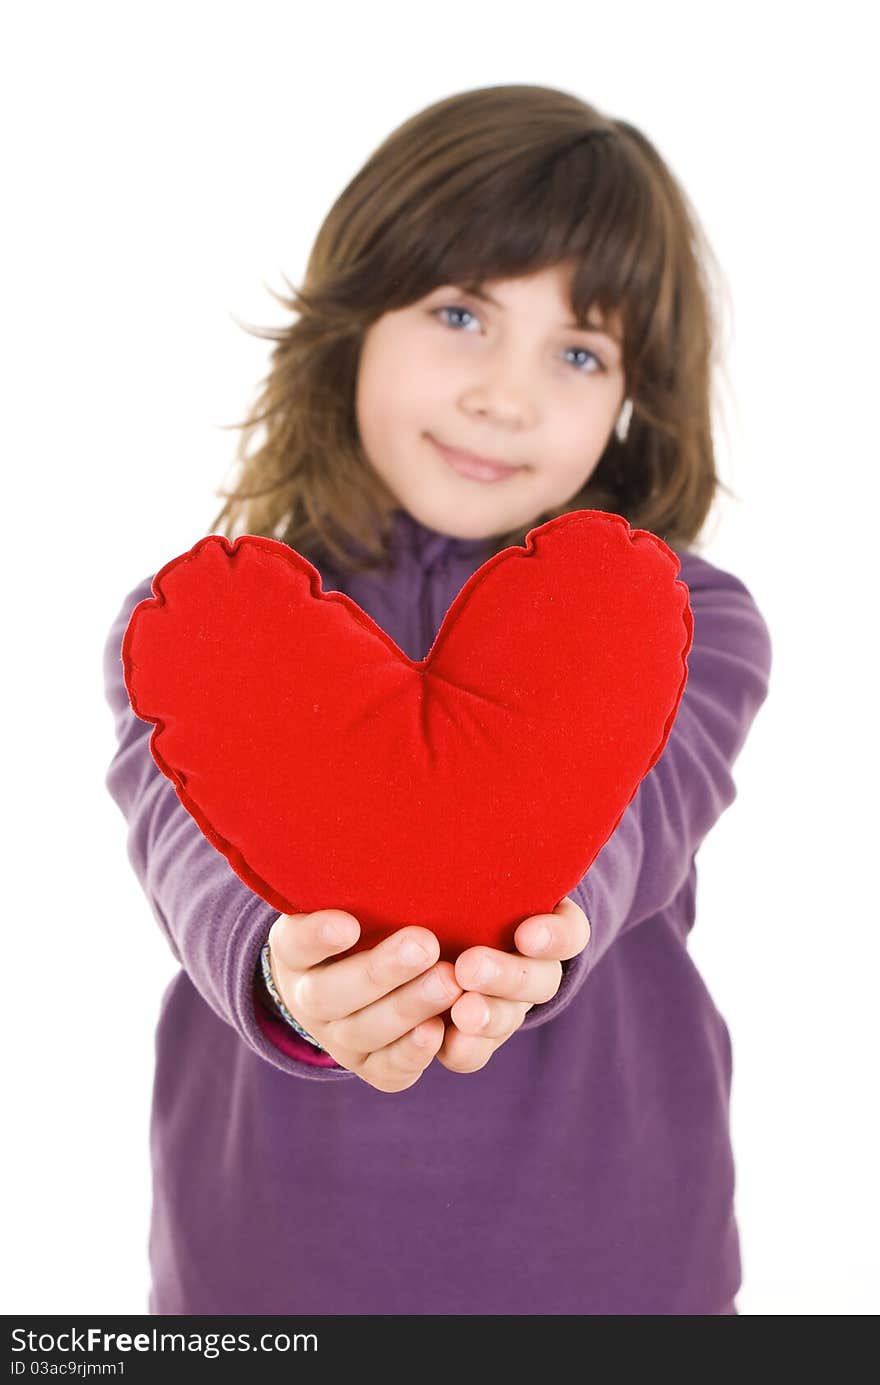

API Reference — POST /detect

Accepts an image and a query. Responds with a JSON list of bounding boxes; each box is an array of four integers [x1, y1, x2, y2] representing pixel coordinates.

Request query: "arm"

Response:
[[102, 575, 352, 1081], [515, 550, 773, 1032]]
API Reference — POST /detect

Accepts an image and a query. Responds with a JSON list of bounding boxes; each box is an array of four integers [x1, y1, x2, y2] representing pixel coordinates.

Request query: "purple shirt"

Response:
[[102, 507, 772, 1314]]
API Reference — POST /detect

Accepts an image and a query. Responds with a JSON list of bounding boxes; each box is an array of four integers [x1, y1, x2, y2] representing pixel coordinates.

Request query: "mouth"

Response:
[[429, 435, 526, 483]]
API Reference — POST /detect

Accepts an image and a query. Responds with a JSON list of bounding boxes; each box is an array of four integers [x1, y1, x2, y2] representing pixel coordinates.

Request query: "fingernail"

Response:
[[399, 938, 431, 965], [526, 925, 551, 953], [469, 956, 498, 987], [422, 969, 453, 1004]]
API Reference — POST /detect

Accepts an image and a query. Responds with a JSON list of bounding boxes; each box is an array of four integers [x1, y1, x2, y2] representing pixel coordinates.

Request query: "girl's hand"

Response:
[[266, 911, 463, 1093], [436, 896, 591, 1074]]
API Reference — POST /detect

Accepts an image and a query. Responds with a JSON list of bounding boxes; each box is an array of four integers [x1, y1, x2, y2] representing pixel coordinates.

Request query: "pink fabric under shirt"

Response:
[[252, 974, 341, 1067]]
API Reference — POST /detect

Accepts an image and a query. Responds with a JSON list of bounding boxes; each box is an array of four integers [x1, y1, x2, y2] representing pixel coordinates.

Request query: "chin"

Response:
[[402, 496, 489, 541]]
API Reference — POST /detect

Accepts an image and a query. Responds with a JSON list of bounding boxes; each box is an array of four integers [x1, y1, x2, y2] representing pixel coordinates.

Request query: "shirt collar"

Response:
[[388, 507, 494, 568]]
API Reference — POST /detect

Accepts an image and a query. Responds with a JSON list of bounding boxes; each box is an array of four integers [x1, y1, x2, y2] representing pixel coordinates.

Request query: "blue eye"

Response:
[[431, 303, 606, 374], [564, 346, 605, 375], [433, 304, 479, 331]]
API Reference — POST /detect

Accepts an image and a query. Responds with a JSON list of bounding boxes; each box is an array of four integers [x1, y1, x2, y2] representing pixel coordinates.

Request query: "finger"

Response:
[[330, 961, 463, 1053], [449, 992, 532, 1040], [454, 946, 562, 1007], [360, 1015, 446, 1092], [434, 1023, 498, 1074], [268, 910, 361, 974], [514, 895, 591, 961], [292, 926, 441, 1025]]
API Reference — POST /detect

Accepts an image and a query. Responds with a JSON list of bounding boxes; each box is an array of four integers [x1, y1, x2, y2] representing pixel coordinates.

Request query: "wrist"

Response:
[[258, 942, 326, 1050]]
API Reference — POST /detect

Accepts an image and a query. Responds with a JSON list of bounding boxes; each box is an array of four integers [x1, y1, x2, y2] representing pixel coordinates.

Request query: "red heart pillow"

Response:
[[122, 510, 692, 961]]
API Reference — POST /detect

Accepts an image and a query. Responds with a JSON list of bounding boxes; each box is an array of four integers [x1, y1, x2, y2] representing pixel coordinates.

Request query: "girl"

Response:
[[103, 83, 772, 1315]]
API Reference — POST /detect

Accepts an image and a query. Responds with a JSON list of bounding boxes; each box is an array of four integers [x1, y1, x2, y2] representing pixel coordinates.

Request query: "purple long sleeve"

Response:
[[102, 508, 772, 1315], [565, 554, 773, 992]]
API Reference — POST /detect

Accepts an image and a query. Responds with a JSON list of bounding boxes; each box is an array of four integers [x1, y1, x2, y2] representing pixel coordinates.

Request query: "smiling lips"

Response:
[[430, 435, 525, 483]]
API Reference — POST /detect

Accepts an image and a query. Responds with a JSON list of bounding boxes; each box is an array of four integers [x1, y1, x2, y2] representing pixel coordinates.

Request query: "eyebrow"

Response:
[[458, 282, 622, 344]]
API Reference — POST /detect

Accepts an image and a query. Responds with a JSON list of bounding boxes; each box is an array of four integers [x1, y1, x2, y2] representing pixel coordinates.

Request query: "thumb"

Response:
[[268, 909, 361, 971]]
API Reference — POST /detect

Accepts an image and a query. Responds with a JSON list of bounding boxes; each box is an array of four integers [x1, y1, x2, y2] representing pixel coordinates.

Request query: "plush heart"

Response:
[[122, 510, 692, 961]]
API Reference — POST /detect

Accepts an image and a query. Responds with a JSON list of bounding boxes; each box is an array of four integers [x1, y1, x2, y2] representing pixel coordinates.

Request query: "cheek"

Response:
[[544, 437, 606, 498], [356, 351, 396, 449], [557, 407, 613, 467], [356, 373, 421, 478], [358, 340, 427, 433]]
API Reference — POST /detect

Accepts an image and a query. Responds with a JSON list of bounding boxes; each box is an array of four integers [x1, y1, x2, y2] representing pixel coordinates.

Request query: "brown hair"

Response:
[[207, 83, 735, 573]]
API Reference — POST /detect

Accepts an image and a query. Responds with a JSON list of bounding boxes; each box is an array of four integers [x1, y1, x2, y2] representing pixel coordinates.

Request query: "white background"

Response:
[[2, 0, 877, 1317]]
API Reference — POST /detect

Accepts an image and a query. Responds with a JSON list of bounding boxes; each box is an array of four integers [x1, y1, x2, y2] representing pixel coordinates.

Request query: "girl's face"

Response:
[[355, 261, 626, 540]]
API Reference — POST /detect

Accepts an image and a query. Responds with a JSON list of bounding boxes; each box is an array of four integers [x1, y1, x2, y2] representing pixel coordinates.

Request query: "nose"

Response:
[[459, 352, 538, 428]]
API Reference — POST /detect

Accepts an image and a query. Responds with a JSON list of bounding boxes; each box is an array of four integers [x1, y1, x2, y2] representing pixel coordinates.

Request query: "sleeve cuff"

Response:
[[225, 892, 354, 1080], [253, 977, 344, 1067]]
